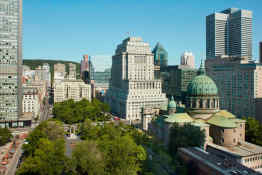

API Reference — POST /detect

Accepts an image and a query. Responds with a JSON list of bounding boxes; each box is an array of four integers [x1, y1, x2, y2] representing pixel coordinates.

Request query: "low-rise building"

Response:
[[179, 147, 260, 175]]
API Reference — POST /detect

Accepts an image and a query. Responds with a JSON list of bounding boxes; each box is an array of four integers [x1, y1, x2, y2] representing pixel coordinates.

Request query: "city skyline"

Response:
[[23, 0, 262, 66]]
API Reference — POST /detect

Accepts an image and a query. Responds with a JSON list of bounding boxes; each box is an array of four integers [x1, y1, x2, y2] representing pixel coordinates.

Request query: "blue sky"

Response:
[[23, 0, 262, 67]]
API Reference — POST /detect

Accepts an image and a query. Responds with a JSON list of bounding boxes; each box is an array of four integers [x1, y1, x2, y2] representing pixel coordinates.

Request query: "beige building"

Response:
[[67, 63, 76, 80], [54, 80, 91, 103], [22, 87, 40, 118], [105, 37, 167, 121], [54, 63, 66, 81], [205, 56, 262, 119]]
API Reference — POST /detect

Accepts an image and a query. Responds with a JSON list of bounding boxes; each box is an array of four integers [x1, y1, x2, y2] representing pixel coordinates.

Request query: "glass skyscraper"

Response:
[[206, 8, 252, 59], [0, 0, 22, 124]]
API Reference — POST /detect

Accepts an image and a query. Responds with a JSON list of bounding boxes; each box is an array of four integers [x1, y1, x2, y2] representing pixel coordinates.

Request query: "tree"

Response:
[[168, 123, 205, 156], [0, 128, 12, 146], [72, 140, 105, 175], [79, 119, 99, 140], [99, 135, 146, 175], [245, 117, 262, 145], [23, 120, 64, 156], [17, 138, 68, 175], [53, 99, 111, 124]]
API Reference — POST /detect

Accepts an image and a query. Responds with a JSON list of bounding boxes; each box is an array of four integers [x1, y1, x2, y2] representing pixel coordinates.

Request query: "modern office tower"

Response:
[[152, 42, 168, 79], [0, 0, 23, 126], [206, 8, 252, 59], [206, 56, 262, 120], [53, 80, 91, 103], [67, 63, 76, 80], [181, 51, 195, 68], [260, 42, 262, 63], [152, 42, 168, 67], [163, 65, 197, 103], [81, 55, 94, 83], [105, 37, 167, 121]]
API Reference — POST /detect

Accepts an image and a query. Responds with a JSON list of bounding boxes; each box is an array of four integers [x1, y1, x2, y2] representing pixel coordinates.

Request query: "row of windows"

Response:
[[244, 156, 262, 163]]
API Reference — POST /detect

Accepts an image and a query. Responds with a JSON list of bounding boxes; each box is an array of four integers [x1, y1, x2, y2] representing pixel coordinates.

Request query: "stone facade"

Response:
[[53, 80, 91, 103], [205, 56, 262, 119], [105, 37, 167, 121], [22, 87, 40, 118]]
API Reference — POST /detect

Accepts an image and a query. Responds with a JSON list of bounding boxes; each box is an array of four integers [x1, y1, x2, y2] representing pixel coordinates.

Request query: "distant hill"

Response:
[[23, 59, 81, 81]]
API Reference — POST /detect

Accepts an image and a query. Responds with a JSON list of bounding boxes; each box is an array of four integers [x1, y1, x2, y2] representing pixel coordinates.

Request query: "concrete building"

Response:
[[22, 87, 40, 119], [53, 80, 91, 103], [206, 8, 252, 59], [35, 65, 51, 88], [178, 147, 260, 175], [54, 63, 66, 81], [181, 51, 195, 68], [143, 63, 262, 172], [205, 56, 262, 119], [105, 37, 167, 121], [67, 63, 76, 80], [0, 0, 23, 126]]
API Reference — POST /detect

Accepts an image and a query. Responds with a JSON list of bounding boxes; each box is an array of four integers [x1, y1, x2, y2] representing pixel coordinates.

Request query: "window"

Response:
[[233, 138, 236, 143]]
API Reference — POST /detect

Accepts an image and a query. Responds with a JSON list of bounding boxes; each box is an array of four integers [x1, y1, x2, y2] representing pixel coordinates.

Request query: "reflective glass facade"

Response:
[[0, 0, 22, 121]]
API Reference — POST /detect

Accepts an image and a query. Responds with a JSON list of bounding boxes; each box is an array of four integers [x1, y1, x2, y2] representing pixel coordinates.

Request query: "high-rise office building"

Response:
[[206, 56, 262, 120], [181, 51, 195, 68], [0, 0, 23, 125], [105, 37, 167, 121], [206, 8, 252, 59]]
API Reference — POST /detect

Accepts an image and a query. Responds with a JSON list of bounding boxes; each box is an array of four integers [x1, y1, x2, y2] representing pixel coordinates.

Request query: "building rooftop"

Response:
[[163, 113, 193, 123], [208, 142, 262, 157], [207, 115, 237, 128], [179, 147, 260, 175]]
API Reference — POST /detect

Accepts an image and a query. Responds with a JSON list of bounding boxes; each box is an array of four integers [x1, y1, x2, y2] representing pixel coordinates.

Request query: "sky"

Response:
[[23, 0, 262, 69]]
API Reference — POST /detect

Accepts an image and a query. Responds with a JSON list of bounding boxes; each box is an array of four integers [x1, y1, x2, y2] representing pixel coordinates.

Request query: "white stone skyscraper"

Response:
[[206, 8, 252, 59], [0, 0, 23, 126], [105, 37, 167, 121]]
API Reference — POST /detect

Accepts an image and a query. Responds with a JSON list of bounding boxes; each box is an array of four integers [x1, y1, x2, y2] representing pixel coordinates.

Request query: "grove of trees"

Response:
[[53, 98, 110, 124], [245, 117, 262, 146]]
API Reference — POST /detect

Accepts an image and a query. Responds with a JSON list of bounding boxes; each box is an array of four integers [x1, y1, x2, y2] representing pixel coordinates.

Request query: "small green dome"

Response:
[[168, 96, 176, 109], [187, 61, 218, 96]]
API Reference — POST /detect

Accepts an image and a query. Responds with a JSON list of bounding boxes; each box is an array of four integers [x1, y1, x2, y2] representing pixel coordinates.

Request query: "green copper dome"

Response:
[[168, 96, 176, 109], [187, 60, 218, 96]]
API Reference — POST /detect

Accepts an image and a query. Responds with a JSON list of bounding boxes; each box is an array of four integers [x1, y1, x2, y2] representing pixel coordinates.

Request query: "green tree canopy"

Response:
[[0, 128, 12, 146], [72, 140, 105, 175], [244, 117, 262, 146], [53, 99, 110, 124], [17, 138, 68, 175], [168, 123, 205, 156], [23, 120, 64, 156]]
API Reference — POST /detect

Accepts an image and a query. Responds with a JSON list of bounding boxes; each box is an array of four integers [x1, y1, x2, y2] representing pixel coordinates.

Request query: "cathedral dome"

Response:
[[187, 61, 218, 97]]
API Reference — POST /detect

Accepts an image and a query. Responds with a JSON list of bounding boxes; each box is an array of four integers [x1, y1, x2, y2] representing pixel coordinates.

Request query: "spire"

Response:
[[198, 59, 206, 75]]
